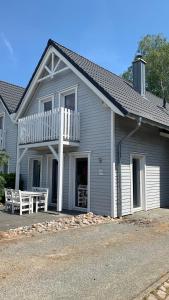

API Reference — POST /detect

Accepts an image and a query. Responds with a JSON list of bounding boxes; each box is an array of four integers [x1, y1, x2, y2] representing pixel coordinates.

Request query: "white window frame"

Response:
[[58, 85, 78, 111], [130, 154, 146, 213], [69, 151, 91, 212], [28, 156, 43, 189], [38, 94, 54, 112]]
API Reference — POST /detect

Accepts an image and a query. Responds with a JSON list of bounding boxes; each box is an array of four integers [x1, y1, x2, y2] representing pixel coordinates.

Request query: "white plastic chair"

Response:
[[4, 188, 13, 212], [12, 190, 33, 216], [32, 187, 48, 213]]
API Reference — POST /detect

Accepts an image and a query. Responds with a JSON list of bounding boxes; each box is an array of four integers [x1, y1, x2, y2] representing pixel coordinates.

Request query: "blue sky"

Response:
[[0, 0, 169, 87]]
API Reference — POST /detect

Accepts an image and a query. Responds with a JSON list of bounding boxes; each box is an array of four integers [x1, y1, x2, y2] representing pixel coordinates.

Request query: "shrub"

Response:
[[0, 173, 24, 203]]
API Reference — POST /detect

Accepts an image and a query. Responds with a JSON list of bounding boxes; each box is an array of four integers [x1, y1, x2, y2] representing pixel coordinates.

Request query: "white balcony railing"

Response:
[[18, 108, 80, 145], [0, 129, 5, 150]]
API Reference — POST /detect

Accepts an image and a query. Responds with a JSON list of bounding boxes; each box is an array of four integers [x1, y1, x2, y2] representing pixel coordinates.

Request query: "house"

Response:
[[0, 81, 24, 173], [12, 39, 169, 217]]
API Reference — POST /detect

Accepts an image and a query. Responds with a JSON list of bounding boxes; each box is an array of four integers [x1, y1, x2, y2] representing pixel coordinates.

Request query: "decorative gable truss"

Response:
[[37, 52, 69, 83]]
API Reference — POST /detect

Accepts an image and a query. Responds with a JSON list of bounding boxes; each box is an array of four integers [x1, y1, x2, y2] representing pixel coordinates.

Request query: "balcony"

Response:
[[18, 108, 80, 145], [0, 130, 5, 150]]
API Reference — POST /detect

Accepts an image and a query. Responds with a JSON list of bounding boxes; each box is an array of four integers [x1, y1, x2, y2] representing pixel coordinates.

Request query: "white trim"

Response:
[[0, 112, 5, 130], [38, 94, 54, 112], [111, 111, 116, 217], [69, 151, 91, 212], [28, 155, 43, 190], [48, 145, 58, 160], [18, 140, 79, 149], [15, 46, 123, 120], [58, 85, 78, 112], [130, 154, 146, 213], [37, 67, 69, 83]]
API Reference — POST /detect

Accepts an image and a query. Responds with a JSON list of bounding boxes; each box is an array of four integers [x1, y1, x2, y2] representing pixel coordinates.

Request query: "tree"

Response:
[[122, 34, 169, 99], [0, 151, 9, 200]]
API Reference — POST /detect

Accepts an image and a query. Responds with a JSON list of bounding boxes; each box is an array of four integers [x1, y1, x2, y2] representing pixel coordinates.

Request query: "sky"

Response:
[[1, 0, 169, 87]]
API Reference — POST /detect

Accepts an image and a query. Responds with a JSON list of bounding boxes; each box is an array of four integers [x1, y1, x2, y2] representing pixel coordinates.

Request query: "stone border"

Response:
[[0, 212, 118, 240], [133, 272, 169, 300]]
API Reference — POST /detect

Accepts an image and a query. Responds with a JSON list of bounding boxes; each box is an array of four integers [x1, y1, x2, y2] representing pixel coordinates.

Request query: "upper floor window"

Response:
[[59, 86, 78, 111], [65, 93, 75, 110], [38, 95, 54, 112], [0, 114, 4, 130], [43, 100, 52, 112]]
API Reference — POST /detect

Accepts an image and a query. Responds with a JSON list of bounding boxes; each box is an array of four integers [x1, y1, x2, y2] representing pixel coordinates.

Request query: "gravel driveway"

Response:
[[1, 211, 169, 300]]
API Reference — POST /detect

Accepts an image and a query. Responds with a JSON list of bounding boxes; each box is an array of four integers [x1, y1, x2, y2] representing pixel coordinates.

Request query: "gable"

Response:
[[0, 81, 24, 114], [15, 42, 124, 120]]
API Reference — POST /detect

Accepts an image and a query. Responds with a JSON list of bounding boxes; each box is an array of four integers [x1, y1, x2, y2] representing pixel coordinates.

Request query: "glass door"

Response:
[[51, 159, 58, 204], [132, 156, 145, 211], [75, 157, 88, 209]]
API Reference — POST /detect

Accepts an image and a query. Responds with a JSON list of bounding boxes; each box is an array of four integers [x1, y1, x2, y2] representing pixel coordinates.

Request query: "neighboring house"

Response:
[[0, 81, 24, 173], [13, 39, 169, 217]]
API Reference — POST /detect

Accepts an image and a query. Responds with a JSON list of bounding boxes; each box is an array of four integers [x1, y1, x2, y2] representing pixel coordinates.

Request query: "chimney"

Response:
[[133, 54, 147, 96]]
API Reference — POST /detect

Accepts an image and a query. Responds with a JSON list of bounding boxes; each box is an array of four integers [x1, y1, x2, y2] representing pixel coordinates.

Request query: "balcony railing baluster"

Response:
[[18, 108, 80, 145]]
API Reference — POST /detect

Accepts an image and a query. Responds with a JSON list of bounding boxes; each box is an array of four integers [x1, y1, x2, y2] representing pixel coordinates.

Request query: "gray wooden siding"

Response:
[[20, 69, 112, 215], [115, 115, 169, 216], [0, 101, 17, 173]]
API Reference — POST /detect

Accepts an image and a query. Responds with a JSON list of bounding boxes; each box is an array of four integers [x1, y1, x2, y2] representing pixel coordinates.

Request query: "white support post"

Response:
[[48, 145, 59, 161], [15, 147, 28, 189], [15, 146, 20, 190], [57, 107, 64, 212]]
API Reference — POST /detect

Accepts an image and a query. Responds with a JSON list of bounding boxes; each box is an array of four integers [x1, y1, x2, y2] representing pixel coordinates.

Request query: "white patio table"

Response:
[[21, 191, 48, 213]]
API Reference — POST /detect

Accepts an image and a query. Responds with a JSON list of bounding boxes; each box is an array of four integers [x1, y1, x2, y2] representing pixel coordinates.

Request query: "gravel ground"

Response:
[[1, 216, 169, 300]]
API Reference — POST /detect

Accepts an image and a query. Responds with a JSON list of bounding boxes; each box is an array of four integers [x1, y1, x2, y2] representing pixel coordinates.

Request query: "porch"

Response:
[[16, 107, 81, 213]]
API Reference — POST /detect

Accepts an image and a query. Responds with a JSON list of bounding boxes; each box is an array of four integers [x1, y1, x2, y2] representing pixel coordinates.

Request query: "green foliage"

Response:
[[138, 34, 167, 56], [0, 151, 9, 167], [0, 151, 9, 201], [0, 173, 24, 203], [122, 34, 169, 100], [0, 176, 6, 200]]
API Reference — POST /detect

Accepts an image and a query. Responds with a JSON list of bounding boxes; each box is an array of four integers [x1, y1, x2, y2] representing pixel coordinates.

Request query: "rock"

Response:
[[0, 231, 10, 239], [160, 285, 166, 292], [147, 294, 157, 300], [156, 289, 166, 299], [164, 282, 169, 288]]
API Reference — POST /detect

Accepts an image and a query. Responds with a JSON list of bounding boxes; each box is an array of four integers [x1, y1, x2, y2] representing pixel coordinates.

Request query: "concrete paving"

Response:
[[1, 209, 169, 299], [0, 206, 79, 231]]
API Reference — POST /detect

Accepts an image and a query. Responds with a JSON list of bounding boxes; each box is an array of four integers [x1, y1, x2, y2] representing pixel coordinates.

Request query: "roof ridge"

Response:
[[0, 80, 24, 90]]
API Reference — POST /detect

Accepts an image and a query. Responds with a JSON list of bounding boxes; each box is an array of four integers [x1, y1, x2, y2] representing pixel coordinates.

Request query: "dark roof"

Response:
[[17, 39, 169, 129], [0, 80, 24, 114]]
